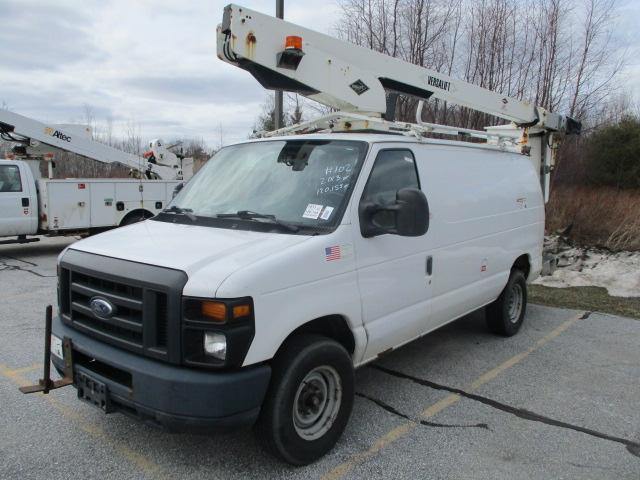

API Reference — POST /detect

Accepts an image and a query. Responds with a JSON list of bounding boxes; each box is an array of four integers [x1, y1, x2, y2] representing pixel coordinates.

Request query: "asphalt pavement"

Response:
[[1, 236, 638, 479]]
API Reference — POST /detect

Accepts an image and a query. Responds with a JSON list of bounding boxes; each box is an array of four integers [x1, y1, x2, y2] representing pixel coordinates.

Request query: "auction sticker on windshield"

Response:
[[303, 203, 324, 219], [320, 206, 334, 220]]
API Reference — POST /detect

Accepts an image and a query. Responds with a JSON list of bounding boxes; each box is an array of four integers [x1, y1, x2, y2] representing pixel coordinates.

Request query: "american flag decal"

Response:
[[325, 246, 341, 261]]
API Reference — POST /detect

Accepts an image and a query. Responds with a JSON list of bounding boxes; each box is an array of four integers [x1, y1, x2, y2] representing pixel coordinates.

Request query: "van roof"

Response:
[[244, 133, 416, 144], [230, 132, 520, 155]]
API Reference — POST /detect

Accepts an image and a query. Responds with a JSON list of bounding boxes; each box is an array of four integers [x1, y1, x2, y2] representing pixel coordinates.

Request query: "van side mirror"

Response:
[[359, 188, 429, 238]]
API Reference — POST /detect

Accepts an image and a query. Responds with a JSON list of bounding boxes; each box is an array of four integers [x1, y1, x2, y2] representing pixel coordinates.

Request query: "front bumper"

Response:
[[52, 315, 271, 431]]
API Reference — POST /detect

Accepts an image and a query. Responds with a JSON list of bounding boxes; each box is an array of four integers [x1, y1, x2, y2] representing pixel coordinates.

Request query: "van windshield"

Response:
[[159, 139, 367, 234]]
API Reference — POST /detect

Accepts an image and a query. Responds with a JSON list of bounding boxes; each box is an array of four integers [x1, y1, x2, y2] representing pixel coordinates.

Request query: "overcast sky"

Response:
[[1, 0, 638, 148]]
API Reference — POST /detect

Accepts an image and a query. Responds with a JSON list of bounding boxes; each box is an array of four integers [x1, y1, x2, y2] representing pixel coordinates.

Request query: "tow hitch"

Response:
[[19, 305, 74, 394]]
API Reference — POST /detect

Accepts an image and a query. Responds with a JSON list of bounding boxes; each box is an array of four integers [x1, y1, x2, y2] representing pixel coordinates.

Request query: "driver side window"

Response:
[[361, 149, 420, 229], [0, 165, 23, 193]]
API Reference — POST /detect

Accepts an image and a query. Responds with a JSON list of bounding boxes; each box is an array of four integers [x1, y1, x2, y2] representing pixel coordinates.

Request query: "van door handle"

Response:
[[21, 197, 29, 207], [426, 256, 433, 276]]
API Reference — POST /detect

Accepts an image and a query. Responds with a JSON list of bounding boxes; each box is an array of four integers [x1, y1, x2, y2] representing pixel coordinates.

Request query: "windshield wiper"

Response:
[[216, 210, 300, 232], [162, 206, 197, 222]]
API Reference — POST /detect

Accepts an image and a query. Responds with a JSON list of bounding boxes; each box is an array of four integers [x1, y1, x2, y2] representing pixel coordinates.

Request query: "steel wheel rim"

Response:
[[293, 365, 342, 441], [507, 283, 523, 323]]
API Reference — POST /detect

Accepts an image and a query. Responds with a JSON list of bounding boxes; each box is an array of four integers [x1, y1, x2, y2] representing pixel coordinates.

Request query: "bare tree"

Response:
[[0, 101, 10, 156], [252, 94, 310, 135], [288, 94, 304, 125], [253, 95, 277, 134], [82, 104, 97, 140], [104, 116, 114, 147], [334, 0, 626, 129], [569, 0, 624, 120], [123, 119, 143, 155]]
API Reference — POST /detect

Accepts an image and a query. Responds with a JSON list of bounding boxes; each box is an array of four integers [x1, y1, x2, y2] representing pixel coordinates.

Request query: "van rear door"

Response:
[[0, 161, 37, 236]]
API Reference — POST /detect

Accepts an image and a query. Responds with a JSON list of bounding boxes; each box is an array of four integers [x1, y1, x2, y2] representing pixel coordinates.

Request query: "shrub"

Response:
[[585, 117, 640, 189]]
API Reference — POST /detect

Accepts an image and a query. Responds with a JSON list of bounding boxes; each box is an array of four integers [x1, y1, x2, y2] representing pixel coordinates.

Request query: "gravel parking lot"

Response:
[[1, 237, 639, 479]]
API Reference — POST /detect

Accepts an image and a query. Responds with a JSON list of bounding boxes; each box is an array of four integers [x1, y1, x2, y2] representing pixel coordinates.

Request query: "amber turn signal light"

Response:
[[201, 301, 227, 322], [232, 304, 251, 318]]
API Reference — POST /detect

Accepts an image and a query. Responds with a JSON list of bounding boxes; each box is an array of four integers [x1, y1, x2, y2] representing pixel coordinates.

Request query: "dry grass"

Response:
[[530, 285, 640, 319], [546, 186, 640, 251]]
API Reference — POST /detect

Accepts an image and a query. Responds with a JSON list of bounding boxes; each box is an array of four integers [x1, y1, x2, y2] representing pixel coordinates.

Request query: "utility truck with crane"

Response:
[[22, 4, 580, 465], [0, 110, 193, 244]]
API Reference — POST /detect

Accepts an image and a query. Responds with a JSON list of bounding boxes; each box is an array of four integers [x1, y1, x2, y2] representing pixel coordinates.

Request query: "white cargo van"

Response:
[[50, 134, 542, 463], [29, 3, 582, 466]]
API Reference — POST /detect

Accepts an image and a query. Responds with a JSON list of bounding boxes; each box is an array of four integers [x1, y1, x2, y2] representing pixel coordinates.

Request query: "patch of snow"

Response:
[[534, 237, 640, 298]]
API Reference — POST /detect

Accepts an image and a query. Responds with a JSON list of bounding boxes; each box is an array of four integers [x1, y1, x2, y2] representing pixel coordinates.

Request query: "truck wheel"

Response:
[[256, 334, 354, 465], [486, 269, 527, 336]]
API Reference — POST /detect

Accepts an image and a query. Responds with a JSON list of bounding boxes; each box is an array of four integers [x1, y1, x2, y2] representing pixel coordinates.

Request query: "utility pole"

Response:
[[274, 0, 284, 129]]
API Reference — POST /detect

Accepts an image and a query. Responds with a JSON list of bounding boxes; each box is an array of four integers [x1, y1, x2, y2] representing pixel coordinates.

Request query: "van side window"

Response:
[[0, 165, 22, 193], [362, 149, 419, 205], [361, 149, 420, 231]]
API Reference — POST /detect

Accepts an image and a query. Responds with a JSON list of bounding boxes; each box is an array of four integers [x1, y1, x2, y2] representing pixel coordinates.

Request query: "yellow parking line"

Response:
[[322, 311, 584, 480], [420, 393, 461, 418], [0, 364, 166, 480], [2, 363, 42, 376]]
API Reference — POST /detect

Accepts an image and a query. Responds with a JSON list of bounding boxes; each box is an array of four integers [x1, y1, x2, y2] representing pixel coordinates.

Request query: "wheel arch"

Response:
[[119, 208, 154, 226], [276, 314, 356, 358], [512, 253, 531, 280]]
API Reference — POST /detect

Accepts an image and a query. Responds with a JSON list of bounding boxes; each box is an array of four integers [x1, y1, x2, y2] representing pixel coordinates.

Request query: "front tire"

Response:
[[255, 334, 354, 465], [486, 269, 527, 336]]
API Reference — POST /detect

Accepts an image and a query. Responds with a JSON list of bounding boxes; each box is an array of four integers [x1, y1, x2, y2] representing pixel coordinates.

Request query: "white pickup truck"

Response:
[[0, 159, 180, 243]]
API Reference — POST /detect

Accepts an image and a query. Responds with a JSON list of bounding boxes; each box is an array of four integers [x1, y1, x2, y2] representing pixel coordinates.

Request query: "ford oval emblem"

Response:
[[89, 297, 116, 319]]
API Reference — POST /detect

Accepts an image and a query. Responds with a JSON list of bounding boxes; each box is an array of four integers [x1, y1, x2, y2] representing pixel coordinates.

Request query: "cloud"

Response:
[[118, 74, 263, 105], [0, 0, 340, 145], [2, 0, 636, 148], [0, 78, 115, 124], [0, 1, 106, 71]]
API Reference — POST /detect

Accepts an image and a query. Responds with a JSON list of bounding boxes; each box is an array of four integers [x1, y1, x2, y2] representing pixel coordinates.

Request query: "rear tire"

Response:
[[255, 334, 354, 466], [486, 269, 527, 336]]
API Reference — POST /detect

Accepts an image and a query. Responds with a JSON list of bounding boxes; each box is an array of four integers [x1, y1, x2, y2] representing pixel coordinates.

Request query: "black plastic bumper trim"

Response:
[[52, 315, 271, 430]]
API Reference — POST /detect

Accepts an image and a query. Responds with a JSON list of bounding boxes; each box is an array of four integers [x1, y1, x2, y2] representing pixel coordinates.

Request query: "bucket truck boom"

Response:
[[216, 3, 581, 201], [0, 109, 185, 180], [0, 110, 190, 244]]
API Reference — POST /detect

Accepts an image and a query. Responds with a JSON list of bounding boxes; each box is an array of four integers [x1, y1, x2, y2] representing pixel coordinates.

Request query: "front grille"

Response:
[[156, 292, 168, 348], [58, 250, 187, 364], [61, 268, 167, 355], [70, 271, 144, 347]]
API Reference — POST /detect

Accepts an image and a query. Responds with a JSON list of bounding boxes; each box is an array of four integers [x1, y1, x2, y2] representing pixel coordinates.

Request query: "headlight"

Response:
[[203, 332, 226, 359], [181, 297, 255, 369]]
